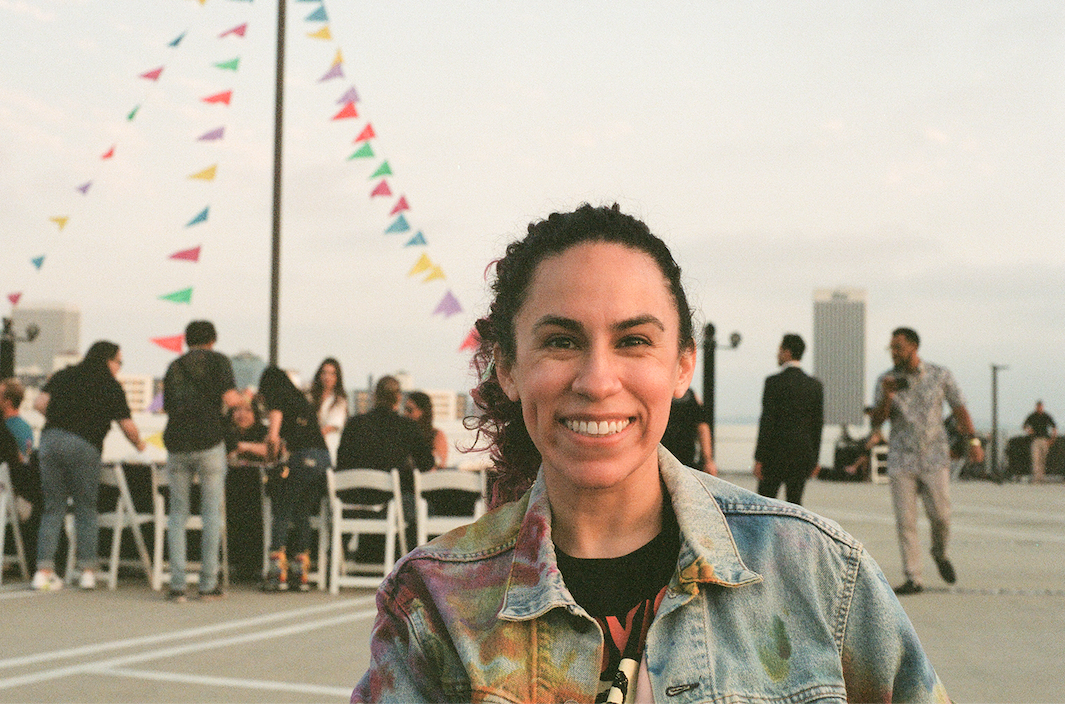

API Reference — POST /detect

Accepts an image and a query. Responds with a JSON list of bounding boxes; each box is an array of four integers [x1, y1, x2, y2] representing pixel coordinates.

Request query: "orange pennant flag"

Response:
[[354, 124, 375, 142], [370, 180, 392, 197], [389, 196, 410, 216], [332, 102, 358, 120], [202, 90, 233, 105], [151, 335, 185, 353], [101, 145, 115, 159], [458, 328, 480, 352]]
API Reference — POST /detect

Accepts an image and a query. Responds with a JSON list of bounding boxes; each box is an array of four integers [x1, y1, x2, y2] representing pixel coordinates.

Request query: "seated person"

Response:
[[226, 398, 269, 465]]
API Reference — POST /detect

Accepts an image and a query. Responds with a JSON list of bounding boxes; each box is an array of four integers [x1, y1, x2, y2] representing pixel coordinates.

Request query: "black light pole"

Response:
[[991, 363, 1008, 478], [268, 0, 287, 366], [701, 323, 741, 459]]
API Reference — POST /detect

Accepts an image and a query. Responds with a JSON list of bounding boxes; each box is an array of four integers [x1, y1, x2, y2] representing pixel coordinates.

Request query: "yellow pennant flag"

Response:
[[332, 49, 343, 66], [147, 432, 165, 449], [408, 253, 432, 277], [423, 265, 446, 283], [308, 26, 332, 40], [50, 216, 69, 231], [188, 164, 217, 181]]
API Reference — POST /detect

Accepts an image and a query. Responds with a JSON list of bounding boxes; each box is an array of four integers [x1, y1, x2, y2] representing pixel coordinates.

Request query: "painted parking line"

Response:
[[102, 665, 353, 699], [815, 508, 1065, 545]]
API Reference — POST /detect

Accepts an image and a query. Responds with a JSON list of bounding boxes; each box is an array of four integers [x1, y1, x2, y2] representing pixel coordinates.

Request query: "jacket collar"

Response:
[[498, 447, 761, 621]]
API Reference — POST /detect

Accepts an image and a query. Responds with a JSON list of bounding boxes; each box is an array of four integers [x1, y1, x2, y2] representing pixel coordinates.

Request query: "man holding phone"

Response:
[[871, 327, 984, 595]]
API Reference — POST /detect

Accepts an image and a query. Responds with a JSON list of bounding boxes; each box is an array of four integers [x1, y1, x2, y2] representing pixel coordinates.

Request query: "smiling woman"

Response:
[[352, 204, 951, 704]]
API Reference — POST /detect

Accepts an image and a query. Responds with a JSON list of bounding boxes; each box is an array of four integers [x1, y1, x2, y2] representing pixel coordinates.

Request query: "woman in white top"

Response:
[[308, 357, 348, 465]]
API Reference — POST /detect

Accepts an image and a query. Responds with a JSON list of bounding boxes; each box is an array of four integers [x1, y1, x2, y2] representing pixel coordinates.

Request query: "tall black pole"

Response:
[[702, 323, 716, 459], [268, 0, 287, 366]]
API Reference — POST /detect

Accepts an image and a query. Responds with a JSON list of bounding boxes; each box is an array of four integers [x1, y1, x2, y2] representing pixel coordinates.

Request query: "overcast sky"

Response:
[[1, 0, 1062, 430]]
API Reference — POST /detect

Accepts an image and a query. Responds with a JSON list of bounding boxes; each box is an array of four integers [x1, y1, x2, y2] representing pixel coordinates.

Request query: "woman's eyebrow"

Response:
[[531, 314, 665, 334]]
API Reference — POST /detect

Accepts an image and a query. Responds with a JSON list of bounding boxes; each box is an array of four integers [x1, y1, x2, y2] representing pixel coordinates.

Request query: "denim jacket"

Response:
[[352, 447, 949, 703]]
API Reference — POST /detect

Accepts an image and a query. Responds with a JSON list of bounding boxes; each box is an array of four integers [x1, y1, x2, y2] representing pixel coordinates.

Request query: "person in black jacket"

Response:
[[753, 333, 824, 505], [336, 375, 433, 550]]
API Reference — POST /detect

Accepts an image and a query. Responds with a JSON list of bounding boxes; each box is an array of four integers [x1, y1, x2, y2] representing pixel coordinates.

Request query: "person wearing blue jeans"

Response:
[[35, 428, 103, 580], [165, 442, 228, 595]]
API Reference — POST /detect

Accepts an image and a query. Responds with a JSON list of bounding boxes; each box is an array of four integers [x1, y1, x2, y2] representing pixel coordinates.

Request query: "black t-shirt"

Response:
[[162, 349, 237, 453], [43, 365, 131, 452], [225, 419, 268, 460], [336, 407, 433, 493], [661, 390, 704, 467], [1024, 411, 1056, 438], [261, 391, 327, 454]]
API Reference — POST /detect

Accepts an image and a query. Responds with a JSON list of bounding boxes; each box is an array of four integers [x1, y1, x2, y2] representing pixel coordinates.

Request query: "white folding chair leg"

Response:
[[0, 487, 29, 584]]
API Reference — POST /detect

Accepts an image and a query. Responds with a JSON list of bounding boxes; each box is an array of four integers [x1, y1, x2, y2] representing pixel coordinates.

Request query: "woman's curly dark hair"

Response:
[[466, 203, 695, 508]]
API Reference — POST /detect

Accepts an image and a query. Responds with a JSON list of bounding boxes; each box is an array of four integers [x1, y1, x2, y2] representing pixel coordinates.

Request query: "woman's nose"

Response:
[[571, 346, 623, 399]]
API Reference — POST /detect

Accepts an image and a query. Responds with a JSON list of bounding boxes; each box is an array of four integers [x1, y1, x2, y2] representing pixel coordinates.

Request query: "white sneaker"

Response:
[[31, 569, 63, 591], [78, 569, 97, 590]]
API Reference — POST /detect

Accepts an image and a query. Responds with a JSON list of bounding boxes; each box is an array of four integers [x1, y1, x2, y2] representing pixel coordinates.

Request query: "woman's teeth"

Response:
[[564, 419, 630, 436]]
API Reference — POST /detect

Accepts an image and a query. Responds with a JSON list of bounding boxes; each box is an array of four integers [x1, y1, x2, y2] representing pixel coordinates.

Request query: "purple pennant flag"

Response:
[[336, 86, 360, 104], [319, 62, 344, 82], [76, 181, 92, 195], [433, 291, 463, 318], [198, 126, 225, 141]]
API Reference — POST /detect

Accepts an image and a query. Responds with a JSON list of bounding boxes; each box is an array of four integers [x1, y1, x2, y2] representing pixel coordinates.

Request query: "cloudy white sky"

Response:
[[1, 0, 1062, 431]]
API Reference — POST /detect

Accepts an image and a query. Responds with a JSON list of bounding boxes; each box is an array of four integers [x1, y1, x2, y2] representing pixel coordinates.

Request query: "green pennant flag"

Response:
[[127, 105, 140, 121], [370, 161, 392, 179], [214, 57, 240, 71], [348, 143, 374, 159], [159, 288, 193, 304]]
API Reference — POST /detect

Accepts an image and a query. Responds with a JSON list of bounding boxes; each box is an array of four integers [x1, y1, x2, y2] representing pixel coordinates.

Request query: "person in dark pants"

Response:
[[753, 333, 824, 505]]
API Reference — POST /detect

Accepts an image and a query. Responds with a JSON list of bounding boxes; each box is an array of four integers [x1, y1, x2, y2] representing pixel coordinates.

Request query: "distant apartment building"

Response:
[[117, 373, 155, 414], [11, 302, 80, 377], [813, 288, 866, 427]]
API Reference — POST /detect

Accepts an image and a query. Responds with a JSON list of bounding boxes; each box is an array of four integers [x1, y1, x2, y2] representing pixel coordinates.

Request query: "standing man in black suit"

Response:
[[753, 333, 825, 505]]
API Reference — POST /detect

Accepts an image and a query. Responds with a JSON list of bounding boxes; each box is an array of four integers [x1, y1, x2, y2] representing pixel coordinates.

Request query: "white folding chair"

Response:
[[414, 468, 486, 546], [870, 444, 890, 484], [258, 464, 328, 590], [327, 468, 405, 594], [151, 463, 229, 591], [64, 463, 153, 589], [0, 462, 29, 585]]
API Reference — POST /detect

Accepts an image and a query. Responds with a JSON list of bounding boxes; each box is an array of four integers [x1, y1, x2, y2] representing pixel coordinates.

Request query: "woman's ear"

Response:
[[673, 343, 697, 399], [494, 345, 520, 402]]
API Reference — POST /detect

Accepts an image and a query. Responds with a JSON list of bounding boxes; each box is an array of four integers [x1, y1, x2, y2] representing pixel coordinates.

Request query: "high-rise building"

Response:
[[11, 302, 80, 376], [813, 289, 866, 427]]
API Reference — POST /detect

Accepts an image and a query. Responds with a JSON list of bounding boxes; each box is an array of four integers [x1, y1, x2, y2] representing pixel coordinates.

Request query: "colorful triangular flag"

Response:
[[370, 180, 392, 197], [214, 57, 240, 71], [433, 291, 463, 317], [306, 5, 328, 21], [50, 216, 69, 231], [385, 215, 410, 234], [332, 102, 358, 120], [423, 265, 446, 283], [7, 293, 21, 307], [101, 145, 115, 159], [337, 86, 360, 104], [202, 90, 233, 105], [146, 430, 165, 447], [151, 335, 185, 353], [319, 62, 343, 82], [148, 392, 164, 414], [31, 256, 45, 270], [168, 32, 186, 47], [370, 161, 392, 178], [127, 105, 140, 121], [458, 327, 480, 352], [140, 66, 164, 81], [308, 26, 332, 40], [159, 288, 193, 304], [220, 23, 247, 38], [408, 253, 432, 277], [76, 181, 92, 195], [348, 143, 374, 159], [390, 196, 410, 216], [188, 165, 217, 181], [186, 207, 209, 227], [354, 124, 375, 142], [405, 231, 427, 246], [169, 246, 201, 262], [198, 126, 225, 141]]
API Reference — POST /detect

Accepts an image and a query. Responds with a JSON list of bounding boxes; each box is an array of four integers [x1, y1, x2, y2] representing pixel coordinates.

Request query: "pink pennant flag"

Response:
[[389, 196, 410, 216], [220, 23, 247, 38], [336, 86, 360, 104], [332, 102, 358, 120], [151, 335, 185, 353], [370, 180, 392, 198], [7, 293, 21, 307], [169, 246, 201, 262], [433, 291, 463, 318], [319, 63, 343, 82], [458, 327, 480, 352], [202, 90, 233, 105], [198, 126, 225, 141], [140, 66, 164, 81], [101, 145, 115, 159], [76, 181, 92, 194], [354, 124, 375, 142]]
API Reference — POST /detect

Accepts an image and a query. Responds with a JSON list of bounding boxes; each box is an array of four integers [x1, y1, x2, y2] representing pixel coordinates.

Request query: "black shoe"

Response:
[[166, 588, 188, 603], [934, 556, 957, 584], [893, 580, 923, 596], [198, 587, 225, 601]]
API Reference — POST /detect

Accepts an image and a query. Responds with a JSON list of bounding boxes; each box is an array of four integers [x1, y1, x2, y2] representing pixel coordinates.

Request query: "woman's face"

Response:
[[404, 400, 423, 421], [319, 363, 338, 392], [497, 242, 695, 496], [233, 404, 255, 430], [107, 351, 123, 377]]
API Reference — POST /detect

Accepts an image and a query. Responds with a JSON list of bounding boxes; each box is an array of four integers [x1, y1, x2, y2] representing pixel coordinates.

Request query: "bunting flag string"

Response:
[[404, 232, 426, 247], [140, 66, 164, 81], [215, 57, 240, 71], [220, 23, 247, 38], [308, 26, 332, 40], [348, 142, 373, 159], [389, 196, 409, 215], [370, 180, 391, 197], [332, 102, 358, 120], [31, 256, 45, 270], [49, 216, 69, 231], [385, 215, 410, 234], [370, 161, 392, 178], [8, 293, 22, 307], [169, 246, 201, 262]]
